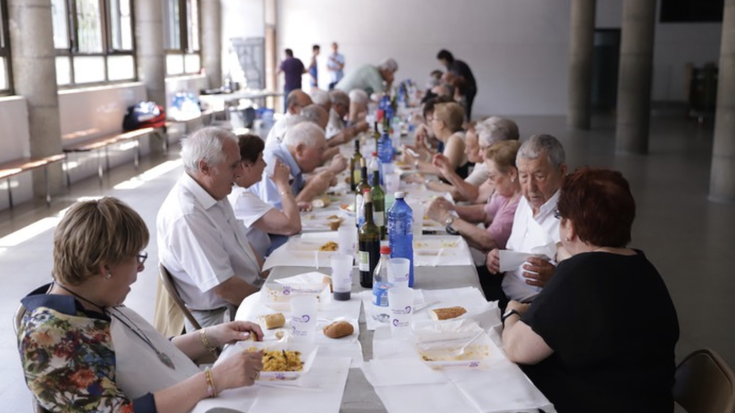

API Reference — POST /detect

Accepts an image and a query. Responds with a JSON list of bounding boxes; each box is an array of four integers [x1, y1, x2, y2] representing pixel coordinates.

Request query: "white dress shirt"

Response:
[[228, 186, 273, 258], [501, 190, 561, 302], [265, 112, 293, 147], [326, 108, 345, 140], [157, 173, 262, 310]]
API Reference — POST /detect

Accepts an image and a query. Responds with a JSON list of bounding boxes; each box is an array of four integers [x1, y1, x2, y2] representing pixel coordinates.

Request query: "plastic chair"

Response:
[[158, 263, 202, 331], [674, 348, 735, 413]]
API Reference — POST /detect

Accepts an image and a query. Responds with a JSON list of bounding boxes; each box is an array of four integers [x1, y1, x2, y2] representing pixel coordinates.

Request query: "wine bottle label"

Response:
[[353, 169, 361, 185], [358, 251, 370, 271], [374, 212, 385, 227]]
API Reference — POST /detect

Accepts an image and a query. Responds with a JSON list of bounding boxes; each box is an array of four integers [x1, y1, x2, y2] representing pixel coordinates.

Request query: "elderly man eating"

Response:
[[266, 90, 312, 146], [157, 127, 264, 331], [485, 134, 567, 308]]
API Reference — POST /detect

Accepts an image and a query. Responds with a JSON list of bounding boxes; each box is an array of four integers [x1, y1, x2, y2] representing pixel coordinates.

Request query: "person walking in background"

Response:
[[278, 48, 306, 112], [308, 44, 320, 91], [327, 42, 345, 90], [437, 49, 477, 120]]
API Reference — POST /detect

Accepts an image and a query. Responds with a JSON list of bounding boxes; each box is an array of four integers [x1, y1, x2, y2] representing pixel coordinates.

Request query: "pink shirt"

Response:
[[483, 192, 521, 249]]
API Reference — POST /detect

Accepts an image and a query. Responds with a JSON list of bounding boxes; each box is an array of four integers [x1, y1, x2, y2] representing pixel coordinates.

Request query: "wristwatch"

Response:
[[444, 216, 459, 235], [501, 309, 521, 326]]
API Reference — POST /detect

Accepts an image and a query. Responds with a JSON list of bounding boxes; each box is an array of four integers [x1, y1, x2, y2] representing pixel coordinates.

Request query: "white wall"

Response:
[[221, 0, 265, 82], [0, 97, 32, 209], [596, 0, 722, 102], [276, 0, 723, 115]]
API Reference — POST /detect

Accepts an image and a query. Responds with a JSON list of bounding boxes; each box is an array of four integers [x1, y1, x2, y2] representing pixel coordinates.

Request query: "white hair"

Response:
[[310, 89, 330, 107], [348, 89, 368, 105], [283, 122, 325, 148], [181, 127, 236, 174], [300, 104, 327, 127], [378, 58, 398, 73], [517, 134, 566, 169], [329, 90, 350, 107], [476, 116, 520, 146]]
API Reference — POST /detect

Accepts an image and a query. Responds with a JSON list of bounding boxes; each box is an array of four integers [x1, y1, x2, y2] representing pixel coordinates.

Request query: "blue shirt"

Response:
[[250, 143, 304, 212]]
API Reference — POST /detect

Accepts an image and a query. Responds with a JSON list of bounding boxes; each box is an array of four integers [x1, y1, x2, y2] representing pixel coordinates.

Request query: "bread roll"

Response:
[[430, 306, 467, 321], [311, 197, 331, 209], [323, 320, 354, 338], [263, 313, 285, 329]]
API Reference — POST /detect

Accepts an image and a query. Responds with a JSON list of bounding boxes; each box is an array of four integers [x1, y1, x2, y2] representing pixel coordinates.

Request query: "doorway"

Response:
[[591, 29, 621, 112]]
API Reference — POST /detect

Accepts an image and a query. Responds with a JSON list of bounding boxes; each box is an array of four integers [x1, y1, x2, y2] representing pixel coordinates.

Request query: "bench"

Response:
[[0, 154, 66, 209], [62, 127, 162, 185]]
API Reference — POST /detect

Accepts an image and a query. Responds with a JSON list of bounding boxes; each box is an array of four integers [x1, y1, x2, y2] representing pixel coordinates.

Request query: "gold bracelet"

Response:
[[199, 328, 220, 358], [279, 190, 292, 196], [204, 367, 218, 398]]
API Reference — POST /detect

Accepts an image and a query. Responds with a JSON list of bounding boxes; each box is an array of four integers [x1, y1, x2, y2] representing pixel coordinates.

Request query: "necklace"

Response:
[[54, 283, 176, 370]]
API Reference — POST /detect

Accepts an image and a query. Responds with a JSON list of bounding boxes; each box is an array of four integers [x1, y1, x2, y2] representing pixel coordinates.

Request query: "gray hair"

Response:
[[517, 134, 566, 169], [477, 116, 520, 146], [181, 127, 237, 174], [348, 89, 368, 104], [329, 90, 350, 107], [300, 104, 328, 127], [283, 122, 325, 148], [378, 58, 398, 73], [310, 89, 330, 107]]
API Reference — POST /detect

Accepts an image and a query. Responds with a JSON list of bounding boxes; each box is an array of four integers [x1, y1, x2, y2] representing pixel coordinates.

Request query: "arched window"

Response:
[[52, 0, 136, 86], [164, 0, 201, 76], [0, 0, 11, 94]]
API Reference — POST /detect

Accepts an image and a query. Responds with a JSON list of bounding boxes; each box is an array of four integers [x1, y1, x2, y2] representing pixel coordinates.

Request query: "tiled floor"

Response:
[[1, 114, 733, 411]]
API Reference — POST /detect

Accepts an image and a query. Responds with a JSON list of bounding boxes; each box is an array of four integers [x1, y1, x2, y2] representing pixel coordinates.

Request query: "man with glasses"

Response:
[[485, 134, 567, 309], [157, 127, 264, 331]]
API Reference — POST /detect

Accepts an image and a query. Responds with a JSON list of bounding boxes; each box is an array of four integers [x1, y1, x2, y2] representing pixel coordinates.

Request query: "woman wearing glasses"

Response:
[[18, 197, 264, 413], [501, 168, 679, 412]]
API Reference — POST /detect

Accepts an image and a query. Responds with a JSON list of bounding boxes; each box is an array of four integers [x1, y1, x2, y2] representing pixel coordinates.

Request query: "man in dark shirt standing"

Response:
[[279, 48, 306, 112], [437, 49, 478, 120]]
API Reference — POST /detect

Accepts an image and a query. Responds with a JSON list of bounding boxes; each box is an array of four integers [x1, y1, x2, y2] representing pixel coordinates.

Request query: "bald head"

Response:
[[286, 90, 313, 115]]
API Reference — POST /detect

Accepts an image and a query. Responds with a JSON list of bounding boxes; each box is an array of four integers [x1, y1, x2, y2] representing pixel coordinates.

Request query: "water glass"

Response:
[[385, 173, 401, 193], [387, 258, 410, 288], [331, 253, 353, 300], [387, 286, 414, 339], [337, 225, 356, 256], [290, 295, 318, 342]]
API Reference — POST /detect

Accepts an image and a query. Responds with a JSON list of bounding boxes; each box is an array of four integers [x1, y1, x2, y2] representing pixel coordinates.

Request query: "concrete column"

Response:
[[615, 0, 656, 154], [201, 0, 222, 88], [134, 0, 166, 107], [567, 0, 596, 130], [7, 0, 64, 198], [710, 0, 735, 202]]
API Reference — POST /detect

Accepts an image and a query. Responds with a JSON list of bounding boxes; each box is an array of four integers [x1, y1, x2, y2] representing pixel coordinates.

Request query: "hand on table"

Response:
[[212, 348, 264, 389], [522, 257, 556, 288]]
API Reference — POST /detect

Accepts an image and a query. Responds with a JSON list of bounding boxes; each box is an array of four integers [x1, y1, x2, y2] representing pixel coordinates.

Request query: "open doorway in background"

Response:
[[591, 29, 621, 113]]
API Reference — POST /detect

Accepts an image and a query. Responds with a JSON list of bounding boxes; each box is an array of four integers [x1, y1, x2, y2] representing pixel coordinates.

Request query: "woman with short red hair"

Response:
[[501, 167, 679, 413]]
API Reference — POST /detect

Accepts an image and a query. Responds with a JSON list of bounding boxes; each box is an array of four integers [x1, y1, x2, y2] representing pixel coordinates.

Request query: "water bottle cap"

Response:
[[372, 151, 378, 156], [380, 245, 391, 254], [395, 191, 405, 198]]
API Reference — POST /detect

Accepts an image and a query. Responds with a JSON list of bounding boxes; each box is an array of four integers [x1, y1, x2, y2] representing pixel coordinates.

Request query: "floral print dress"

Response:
[[18, 287, 156, 413]]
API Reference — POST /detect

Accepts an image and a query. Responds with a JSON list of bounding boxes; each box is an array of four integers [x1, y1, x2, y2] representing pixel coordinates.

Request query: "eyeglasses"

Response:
[[553, 209, 562, 220], [137, 252, 148, 265]]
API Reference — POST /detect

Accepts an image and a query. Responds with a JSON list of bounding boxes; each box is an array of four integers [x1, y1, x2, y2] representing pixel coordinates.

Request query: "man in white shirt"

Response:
[[485, 134, 567, 306], [157, 127, 263, 331], [265, 90, 312, 146], [327, 42, 345, 90]]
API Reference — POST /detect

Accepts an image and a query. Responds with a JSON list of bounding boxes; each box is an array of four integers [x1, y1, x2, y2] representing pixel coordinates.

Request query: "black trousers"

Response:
[[476, 265, 509, 312]]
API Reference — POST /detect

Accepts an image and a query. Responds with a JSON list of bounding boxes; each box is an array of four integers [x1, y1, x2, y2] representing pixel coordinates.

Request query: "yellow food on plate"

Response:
[[319, 241, 339, 251], [247, 348, 304, 372]]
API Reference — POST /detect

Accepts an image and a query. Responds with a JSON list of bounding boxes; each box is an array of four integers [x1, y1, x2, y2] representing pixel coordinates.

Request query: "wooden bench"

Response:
[[62, 127, 161, 185], [0, 154, 66, 209]]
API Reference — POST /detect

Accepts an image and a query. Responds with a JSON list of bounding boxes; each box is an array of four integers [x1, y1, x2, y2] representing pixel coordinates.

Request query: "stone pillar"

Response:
[[710, 0, 735, 202], [7, 0, 64, 197], [134, 0, 166, 152], [201, 0, 222, 88], [615, 0, 656, 154], [134, 0, 166, 108], [567, 0, 596, 130]]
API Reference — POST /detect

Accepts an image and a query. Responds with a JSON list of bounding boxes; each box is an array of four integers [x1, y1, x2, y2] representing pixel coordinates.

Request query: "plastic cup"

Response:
[[409, 202, 425, 238], [385, 173, 401, 193], [387, 258, 410, 288], [331, 253, 353, 300], [337, 226, 356, 257], [290, 295, 318, 342], [387, 286, 414, 339]]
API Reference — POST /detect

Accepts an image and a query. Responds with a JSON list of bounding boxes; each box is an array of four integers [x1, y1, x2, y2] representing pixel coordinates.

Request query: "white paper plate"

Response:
[[220, 341, 317, 381]]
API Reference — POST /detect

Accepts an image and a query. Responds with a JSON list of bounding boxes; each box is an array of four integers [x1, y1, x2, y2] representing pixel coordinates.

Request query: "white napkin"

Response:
[[361, 289, 425, 331], [361, 358, 446, 386], [498, 242, 557, 272]]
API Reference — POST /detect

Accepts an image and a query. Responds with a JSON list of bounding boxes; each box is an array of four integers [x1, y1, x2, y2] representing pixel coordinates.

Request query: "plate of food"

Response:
[[301, 211, 344, 231], [261, 277, 331, 311], [219, 341, 317, 380], [412, 320, 497, 369]]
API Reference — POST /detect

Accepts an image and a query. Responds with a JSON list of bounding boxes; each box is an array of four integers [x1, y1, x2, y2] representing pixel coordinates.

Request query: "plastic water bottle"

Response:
[[378, 118, 394, 175], [387, 192, 414, 287], [372, 245, 392, 307]]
